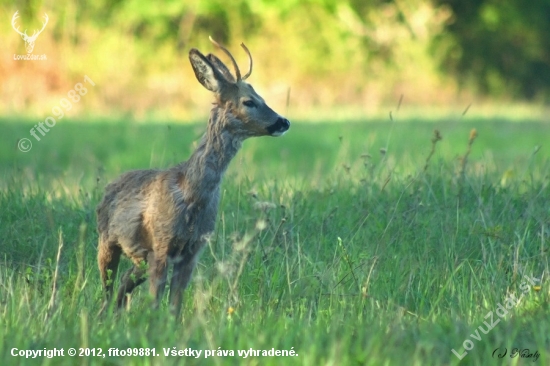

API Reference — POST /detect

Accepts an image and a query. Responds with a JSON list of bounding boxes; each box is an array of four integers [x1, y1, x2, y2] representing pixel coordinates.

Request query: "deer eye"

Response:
[[243, 100, 256, 108]]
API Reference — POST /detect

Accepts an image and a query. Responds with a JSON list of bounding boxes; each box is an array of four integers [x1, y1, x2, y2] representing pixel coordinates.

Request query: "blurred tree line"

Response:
[[434, 0, 550, 100], [2, 0, 549, 116]]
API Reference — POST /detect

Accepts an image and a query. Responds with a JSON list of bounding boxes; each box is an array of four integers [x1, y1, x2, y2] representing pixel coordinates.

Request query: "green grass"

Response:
[[1, 116, 549, 365]]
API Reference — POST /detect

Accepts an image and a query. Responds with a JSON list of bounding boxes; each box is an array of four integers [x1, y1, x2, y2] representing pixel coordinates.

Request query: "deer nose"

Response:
[[267, 117, 290, 136], [278, 117, 290, 130]]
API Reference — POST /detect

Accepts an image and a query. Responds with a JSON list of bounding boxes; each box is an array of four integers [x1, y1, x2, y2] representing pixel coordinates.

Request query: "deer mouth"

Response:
[[267, 117, 290, 136]]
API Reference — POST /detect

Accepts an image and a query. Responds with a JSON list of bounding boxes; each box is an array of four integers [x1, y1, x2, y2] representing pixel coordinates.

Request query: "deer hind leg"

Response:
[[115, 252, 149, 309], [97, 238, 122, 314], [168, 255, 198, 319]]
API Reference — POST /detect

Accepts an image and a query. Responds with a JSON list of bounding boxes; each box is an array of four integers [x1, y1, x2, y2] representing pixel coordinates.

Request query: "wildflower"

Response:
[[216, 261, 233, 277], [469, 128, 478, 143], [253, 201, 276, 211], [255, 219, 267, 231]]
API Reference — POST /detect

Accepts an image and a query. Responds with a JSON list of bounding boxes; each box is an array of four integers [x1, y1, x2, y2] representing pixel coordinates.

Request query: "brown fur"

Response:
[[96, 39, 290, 317]]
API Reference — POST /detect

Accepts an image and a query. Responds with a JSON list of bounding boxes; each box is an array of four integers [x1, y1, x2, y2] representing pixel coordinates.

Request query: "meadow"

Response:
[[0, 113, 549, 365]]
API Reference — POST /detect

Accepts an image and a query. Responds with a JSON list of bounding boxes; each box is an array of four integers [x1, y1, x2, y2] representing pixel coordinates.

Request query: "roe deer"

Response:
[[97, 37, 290, 317]]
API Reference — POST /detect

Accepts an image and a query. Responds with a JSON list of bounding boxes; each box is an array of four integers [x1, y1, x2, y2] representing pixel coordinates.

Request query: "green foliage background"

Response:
[[434, 0, 550, 99], [2, 0, 549, 119]]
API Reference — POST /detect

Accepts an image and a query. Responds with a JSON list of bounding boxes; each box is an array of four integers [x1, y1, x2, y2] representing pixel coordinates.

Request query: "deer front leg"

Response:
[[147, 251, 168, 309], [168, 257, 197, 319]]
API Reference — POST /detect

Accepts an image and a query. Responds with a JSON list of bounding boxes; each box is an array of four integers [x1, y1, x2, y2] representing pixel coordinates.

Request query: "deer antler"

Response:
[[208, 37, 254, 82], [209, 36, 241, 81], [240, 43, 253, 80], [11, 11, 27, 37]]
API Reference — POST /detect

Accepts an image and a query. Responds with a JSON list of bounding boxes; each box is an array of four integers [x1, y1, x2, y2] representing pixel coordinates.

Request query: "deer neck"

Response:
[[177, 107, 243, 199]]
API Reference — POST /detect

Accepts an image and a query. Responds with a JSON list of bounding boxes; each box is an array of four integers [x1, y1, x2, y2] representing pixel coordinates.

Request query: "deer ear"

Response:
[[189, 49, 225, 92], [206, 54, 236, 83]]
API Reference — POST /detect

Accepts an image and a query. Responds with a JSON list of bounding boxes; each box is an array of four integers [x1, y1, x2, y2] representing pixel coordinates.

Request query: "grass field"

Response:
[[1, 114, 549, 365]]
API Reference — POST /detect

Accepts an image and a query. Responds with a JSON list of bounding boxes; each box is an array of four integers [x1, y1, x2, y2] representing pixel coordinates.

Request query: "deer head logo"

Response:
[[11, 11, 49, 54]]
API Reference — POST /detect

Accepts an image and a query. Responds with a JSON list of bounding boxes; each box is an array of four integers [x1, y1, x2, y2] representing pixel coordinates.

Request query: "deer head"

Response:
[[11, 11, 49, 54], [189, 37, 290, 138]]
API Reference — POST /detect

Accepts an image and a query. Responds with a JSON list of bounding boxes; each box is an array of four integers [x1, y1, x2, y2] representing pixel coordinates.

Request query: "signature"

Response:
[[492, 348, 540, 362]]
